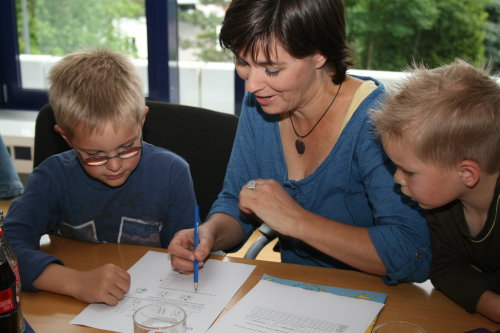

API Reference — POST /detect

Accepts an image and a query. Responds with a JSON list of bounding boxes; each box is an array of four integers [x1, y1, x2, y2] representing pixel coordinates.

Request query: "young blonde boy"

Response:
[[5, 49, 196, 306], [371, 59, 500, 323]]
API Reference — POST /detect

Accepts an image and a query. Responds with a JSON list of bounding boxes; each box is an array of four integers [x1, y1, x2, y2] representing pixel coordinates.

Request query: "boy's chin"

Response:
[[417, 202, 438, 210], [102, 179, 127, 188], [97, 174, 129, 188]]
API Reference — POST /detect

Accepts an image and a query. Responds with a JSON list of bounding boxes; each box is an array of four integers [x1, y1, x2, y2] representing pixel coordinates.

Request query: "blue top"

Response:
[[0, 134, 23, 199], [5, 142, 196, 291], [210, 77, 431, 284]]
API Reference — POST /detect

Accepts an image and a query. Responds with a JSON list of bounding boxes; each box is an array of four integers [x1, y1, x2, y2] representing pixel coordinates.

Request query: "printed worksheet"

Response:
[[70, 251, 255, 333], [207, 279, 385, 333]]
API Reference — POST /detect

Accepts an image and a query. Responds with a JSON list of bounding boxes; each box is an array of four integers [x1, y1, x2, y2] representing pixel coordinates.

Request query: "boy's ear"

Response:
[[459, 160, 481, 188], [53, 125, 73, 148], [141, 106, 149, 127]]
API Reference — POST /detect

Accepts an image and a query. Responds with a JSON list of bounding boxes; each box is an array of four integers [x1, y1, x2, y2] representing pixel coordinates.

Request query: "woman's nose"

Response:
[[245, 69, 264, 93]]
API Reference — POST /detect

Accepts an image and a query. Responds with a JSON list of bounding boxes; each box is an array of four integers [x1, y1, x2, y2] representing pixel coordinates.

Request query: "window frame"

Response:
[[0, 0, 180, 111]]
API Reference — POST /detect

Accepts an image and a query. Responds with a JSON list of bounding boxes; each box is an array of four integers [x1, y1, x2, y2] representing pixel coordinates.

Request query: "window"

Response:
[[177, 0, 238, 114], [0, 0, 240, 114], [3, 1, 494, 114], [0, 0, 179, 110]]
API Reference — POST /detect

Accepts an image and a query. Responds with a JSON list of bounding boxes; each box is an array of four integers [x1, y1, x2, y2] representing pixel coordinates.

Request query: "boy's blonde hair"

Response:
[[371, 59, 500, 174], [48, 48, 145, 138]]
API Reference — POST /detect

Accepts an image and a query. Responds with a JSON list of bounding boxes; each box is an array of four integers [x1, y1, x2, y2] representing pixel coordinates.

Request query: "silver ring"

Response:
[[246, 180, 257, 190]]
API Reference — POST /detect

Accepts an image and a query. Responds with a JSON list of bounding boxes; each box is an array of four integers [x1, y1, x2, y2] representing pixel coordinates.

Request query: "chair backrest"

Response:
[[34, 101, 239, 220]]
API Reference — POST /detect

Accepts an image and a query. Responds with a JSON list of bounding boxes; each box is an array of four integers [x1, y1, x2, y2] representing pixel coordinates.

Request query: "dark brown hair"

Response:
[[219, 0, 353, 84]]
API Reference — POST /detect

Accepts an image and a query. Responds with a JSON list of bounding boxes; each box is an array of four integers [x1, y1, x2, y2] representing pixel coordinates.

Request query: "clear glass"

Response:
[[15, 0, 148, 95], [133, 302, 186, 333], [177, 0, 235, 114], [373, 321, 426, 333]]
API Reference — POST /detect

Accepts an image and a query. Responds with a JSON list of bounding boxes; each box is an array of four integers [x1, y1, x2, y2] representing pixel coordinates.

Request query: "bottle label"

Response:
[[0, 288, 15, 313]]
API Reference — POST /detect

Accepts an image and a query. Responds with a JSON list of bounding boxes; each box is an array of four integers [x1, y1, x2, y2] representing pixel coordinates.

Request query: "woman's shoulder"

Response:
[[349, 75, 385, 97]]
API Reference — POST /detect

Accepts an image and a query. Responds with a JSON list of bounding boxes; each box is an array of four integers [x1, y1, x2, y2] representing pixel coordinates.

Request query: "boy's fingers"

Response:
[[102, 293, 120, 306], [108, 284, 127, 302], [115, 275, 131, 293], [117, 269, 131, 283]]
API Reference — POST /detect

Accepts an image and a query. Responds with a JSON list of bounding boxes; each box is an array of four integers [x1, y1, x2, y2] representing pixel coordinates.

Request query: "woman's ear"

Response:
[[459, 160, 481, 188], [314, 51, 328, 69], [53, 125, 73, 147]]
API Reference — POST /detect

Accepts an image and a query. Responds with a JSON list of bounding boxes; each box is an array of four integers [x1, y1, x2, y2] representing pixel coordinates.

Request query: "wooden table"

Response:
[[21, 236, 499, 333]]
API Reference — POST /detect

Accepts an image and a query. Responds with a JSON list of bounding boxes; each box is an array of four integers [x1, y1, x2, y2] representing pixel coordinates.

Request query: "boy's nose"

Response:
[[394, 168, 406, 187], [393, 170, 406, 186], [105, 156, 122, 172]]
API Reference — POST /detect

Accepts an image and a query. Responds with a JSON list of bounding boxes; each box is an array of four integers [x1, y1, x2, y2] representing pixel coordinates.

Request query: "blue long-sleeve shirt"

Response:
[[210, 77, 431, 284], [5, 142, 196, 291]]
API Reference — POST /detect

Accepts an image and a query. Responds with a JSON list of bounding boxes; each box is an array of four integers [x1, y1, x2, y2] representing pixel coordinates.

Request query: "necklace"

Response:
[[470, 193, 499, 243], [289, 83, 342, 155]]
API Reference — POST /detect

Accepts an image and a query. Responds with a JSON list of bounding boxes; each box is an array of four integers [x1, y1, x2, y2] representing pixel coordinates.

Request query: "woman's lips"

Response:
[[255, 95, 276, 107]]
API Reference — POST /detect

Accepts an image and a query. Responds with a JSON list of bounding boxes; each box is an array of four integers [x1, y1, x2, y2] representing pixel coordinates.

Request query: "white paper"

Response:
[[71, 250, 255, 333], [208, 279, 384, 333]]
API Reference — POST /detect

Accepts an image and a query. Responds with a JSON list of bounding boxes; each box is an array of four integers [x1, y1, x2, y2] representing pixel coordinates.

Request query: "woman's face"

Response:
[[235, 42, 326, 114]]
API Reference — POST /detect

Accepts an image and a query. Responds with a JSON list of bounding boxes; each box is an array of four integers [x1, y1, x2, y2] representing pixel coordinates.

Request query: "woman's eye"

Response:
[[235, 58, 248, 67], [265, 69, 279, 76]]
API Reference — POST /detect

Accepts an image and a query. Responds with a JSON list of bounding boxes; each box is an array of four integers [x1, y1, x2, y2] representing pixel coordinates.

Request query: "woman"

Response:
[[168, 0, 431, 284]]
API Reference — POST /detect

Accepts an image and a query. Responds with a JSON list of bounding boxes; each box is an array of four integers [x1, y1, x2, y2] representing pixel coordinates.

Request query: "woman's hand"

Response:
[[239, 179, 385, 276], [239, 179, 306, 237], [167, 228, 212, 274]]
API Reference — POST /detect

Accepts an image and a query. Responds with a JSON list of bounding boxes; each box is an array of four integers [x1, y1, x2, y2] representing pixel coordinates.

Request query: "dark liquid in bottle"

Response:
[[0, 260, 19, 332], [0, 307, 20, 332]]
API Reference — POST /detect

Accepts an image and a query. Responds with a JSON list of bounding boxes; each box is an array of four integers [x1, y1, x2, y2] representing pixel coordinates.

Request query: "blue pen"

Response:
[[194, 205, 200, 291]]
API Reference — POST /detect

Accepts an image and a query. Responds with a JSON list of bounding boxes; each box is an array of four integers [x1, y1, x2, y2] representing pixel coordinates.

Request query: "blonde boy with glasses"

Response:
[[4, 49, 196, 306], [371, 59, 500, 323]]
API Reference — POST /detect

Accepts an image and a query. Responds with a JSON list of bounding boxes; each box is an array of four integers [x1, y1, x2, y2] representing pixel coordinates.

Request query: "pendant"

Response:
[[295, 138, 305, 155]]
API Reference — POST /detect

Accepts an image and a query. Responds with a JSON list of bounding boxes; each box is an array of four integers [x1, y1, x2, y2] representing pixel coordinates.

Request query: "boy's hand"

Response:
[[476, 290, 500, 323], [34, 263, 130, 306], [68, 264, 131, 305]]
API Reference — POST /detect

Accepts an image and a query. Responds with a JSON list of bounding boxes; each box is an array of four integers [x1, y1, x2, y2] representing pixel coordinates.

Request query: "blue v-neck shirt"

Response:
[[210, 77, 431, 284]]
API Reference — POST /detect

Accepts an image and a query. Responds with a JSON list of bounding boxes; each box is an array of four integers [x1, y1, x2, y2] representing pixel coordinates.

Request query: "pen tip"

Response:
[[194, 282, 198, 291]]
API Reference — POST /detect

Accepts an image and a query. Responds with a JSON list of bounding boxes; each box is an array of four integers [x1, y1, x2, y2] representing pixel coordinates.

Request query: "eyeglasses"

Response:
[[79, 146, 142, 166]]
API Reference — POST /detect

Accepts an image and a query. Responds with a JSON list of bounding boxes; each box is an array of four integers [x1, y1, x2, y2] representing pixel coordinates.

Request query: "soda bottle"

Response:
[[0, 228, 20, 332], [0, 210, 24, 332]]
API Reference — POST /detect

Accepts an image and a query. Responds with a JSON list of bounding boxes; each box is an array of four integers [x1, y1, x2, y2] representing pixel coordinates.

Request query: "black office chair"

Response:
[[33, 101, 239, 221]]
